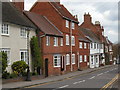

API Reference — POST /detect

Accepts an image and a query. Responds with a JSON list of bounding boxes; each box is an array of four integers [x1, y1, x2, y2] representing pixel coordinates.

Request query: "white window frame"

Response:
[[66, 20, 69, 28], [72, 54, 75, 64], [91, 43, 93, 49], [53, 55, 61, 67], [84, 43, 87, 49], [1, 24, 9, 35], [54, 37, 58, 46], [66, 54, 70, 65], [46, 36, 50, 46], [84, 55, 87, 62], [71, 22, 75, 29], [71, 36, 75, 46], [60, 38, 63, 46], [20, 50, 28, 64], [79, 42, 83, 48], [79, 55, 82, 63], [66, 34, 69, 45], [1, 48, 10, 65], [20, 28, 27, 38]]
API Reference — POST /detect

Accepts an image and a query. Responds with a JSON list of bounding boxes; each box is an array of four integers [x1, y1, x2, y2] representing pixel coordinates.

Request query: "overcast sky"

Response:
[[24, 0, 119, 43]]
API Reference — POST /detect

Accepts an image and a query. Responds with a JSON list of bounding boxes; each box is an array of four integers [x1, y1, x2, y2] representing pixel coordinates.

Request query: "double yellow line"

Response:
[[100, 74, 119, 90]]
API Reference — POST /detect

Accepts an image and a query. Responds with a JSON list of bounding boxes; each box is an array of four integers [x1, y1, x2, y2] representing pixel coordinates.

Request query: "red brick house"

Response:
[[80, 13, 113, 66], [30, 1, 80, 74], [78, 30, 90, 70], [24, 11, 65, 76]]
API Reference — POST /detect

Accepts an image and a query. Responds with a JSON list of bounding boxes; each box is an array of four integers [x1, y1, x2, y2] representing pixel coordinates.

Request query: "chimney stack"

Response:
[[84, 12, 92, 24], [12, 0, 24, 12]]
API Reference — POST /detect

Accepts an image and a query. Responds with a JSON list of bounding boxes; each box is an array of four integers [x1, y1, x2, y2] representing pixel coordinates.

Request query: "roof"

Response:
[[79, 28, 101, 43], [104, 36, 113, 45], [2, 2, 36, 29], [50, 2, 79, 23], [78, 29, 90, 42], [30, 1, 79, 23], [24, 11, 63, 37]]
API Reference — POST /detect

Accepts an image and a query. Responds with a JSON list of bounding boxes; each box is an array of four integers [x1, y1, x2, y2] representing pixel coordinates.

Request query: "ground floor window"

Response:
[[66, 54, 70, 65], [84, 55, 87, 62], [0, 48, 10, 65], [79, 55, 82, 63], [91, 55, 93, 64], [20, 50, 28, 64], [72, 54, 75, 64], [53, 55, 61, 67]]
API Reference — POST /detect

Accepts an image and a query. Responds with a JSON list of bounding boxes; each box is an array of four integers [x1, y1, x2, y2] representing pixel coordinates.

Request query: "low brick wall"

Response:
[[2, 75, 44, 84]]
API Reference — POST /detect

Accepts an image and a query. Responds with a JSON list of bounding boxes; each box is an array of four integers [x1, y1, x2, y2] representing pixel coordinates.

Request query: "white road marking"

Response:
[[59, 85, 69, 88], [89, 76, 95, 79], [97, 73, 103, 76], [73, 80, 85, 84]]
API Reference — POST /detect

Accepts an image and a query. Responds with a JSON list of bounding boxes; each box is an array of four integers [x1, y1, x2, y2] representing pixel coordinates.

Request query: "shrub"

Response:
[[0, 52, 8, 73], [32, 72, 38, 76], [9, 73, 18, 79], [2, 71, 10, 79], [11, 61, 28, 76]]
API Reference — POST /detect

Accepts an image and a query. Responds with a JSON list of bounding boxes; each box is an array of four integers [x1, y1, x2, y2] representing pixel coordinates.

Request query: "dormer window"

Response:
[[66, 20, 69, 28]]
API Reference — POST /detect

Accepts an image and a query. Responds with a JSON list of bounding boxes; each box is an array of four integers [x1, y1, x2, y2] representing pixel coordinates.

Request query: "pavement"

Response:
[[2, 64, 118, 89]]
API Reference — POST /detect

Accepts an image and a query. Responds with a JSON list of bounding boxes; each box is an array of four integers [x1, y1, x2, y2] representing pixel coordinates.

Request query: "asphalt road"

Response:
[[26, 65, 118, 89]]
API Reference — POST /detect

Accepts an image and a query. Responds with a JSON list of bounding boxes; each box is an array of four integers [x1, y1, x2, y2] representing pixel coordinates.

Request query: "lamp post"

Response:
[[26, 29, 31, 81]]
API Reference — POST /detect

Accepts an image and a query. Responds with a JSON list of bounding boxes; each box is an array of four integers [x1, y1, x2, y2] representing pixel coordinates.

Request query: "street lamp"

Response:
[[26, 29, 31, 81]]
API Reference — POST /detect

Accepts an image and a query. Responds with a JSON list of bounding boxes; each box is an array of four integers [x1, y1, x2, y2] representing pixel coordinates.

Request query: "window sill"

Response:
[[66, 64, 70, 65], [54, 66, 60, 68], [1, 34, 9, 37], [72, 63, 75, 64]]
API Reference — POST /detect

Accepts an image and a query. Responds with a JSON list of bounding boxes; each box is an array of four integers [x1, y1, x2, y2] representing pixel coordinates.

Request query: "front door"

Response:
[[45, 59, 48, 77]]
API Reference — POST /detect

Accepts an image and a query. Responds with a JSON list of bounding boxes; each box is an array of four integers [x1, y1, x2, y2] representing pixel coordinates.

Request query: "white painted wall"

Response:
[[0, 23, 36, 72]]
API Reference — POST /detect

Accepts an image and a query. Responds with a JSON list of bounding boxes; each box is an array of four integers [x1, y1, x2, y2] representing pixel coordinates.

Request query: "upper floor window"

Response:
[[84, 43, 87, 49], [66, 20, 69, 28], [60, 38, 63, 46], [20, 28, 27, 38], [54, 37, 58, 46], [109, 45, 112, 51], [97, 44, 99, 49], [0, 48, 10, 65], [71, 22, 75, 29], [66, 54, 70, 65], [94, 43, 96, 49], [79, 42, 82, 48], [1, 24, 9, 35], [53, 55, 61, 67], [84, 55, 87, 62], [71, 36, 75, 46], [79, 55, 82, 63], [91, 43, 93, 49], [46, 36, 50, 46], [20, 50, 28, 64], [66, 34, 69, 45], [72, 54, 75, 64]]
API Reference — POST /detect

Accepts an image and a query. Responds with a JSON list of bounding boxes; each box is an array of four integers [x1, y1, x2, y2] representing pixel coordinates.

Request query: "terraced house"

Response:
[[2, 0, 113, 77], [29, 1, 80, 76], [1, 2, 36, 72]]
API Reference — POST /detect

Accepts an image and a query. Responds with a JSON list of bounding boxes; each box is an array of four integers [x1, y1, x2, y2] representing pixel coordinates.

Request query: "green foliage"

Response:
[[2, 71, 10, 79], [30, 36, 42, 73], [11, 61, 28, 76], [9, 72, 18, 78], [0, 52, 8, 73]]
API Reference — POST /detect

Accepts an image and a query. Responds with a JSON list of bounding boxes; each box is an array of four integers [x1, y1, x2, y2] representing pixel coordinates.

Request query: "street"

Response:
[[24, 65, 118, 89]]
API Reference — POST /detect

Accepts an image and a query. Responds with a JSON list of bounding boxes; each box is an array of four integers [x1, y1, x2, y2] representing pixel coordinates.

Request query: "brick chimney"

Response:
[[84, 12, 92, 24], [12, 0, 24, 12]]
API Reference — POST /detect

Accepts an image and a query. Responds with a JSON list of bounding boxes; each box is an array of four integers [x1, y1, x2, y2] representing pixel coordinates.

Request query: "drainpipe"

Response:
[[70, 21, 73, 72]]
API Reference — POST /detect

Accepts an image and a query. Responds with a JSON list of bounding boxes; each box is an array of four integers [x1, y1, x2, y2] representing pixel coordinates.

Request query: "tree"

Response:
[[30, 36, 42, 74], [0, 52, 8, 73]]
